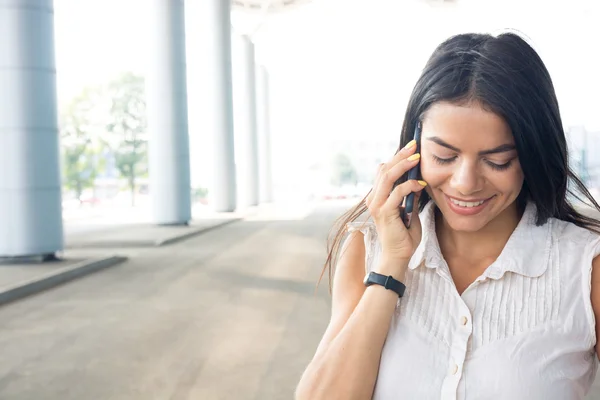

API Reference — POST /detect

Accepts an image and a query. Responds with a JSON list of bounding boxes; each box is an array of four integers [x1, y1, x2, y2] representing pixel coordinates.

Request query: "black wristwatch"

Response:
[[363, 271, 406, 298]]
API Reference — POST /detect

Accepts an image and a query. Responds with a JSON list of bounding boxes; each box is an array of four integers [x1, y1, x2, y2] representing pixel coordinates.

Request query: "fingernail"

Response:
[[407, 153, 421, 161], [418, 180, 428, 186], [403, 140, 416, 150]]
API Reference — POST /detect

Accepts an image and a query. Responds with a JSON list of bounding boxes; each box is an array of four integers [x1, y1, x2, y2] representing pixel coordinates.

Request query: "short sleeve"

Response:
[[346, 221, 381, 275], [583, 231, 600, 345]]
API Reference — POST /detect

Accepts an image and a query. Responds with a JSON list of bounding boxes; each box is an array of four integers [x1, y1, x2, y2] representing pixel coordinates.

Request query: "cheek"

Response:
[[490, 169, 525, 192], [419, 160, 449, 186], [488, 160, 525, 191]]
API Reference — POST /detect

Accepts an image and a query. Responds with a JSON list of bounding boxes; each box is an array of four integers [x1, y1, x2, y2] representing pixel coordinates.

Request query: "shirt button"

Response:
[[451, 364, 459, 375], [460, 316, 468, 326]]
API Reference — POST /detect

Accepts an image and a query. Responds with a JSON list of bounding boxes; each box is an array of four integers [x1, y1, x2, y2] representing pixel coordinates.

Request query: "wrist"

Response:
[[364, 283, 401, 304], [373, 258, 409, 283], [364, 271, 407, 298]]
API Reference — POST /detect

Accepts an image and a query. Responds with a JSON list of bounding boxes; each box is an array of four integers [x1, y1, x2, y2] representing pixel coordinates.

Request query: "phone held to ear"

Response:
[[399, 122, 422, 228]]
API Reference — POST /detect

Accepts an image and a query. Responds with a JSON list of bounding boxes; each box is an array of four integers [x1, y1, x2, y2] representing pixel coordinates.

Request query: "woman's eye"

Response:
[[432, 155, 456, 165], [485, 160, 513, 171], [432, 155, 514, 171]]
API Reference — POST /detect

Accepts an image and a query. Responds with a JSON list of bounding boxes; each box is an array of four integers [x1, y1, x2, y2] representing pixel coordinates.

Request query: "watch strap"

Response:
[[365, 271, 406, 298]]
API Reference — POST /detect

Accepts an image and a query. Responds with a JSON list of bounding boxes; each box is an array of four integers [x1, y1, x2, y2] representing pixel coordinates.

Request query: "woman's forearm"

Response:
[[296, 267, 404, 400]]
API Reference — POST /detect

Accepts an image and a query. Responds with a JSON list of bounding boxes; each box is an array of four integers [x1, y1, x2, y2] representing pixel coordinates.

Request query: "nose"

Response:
[[449, 159, 483, 196]]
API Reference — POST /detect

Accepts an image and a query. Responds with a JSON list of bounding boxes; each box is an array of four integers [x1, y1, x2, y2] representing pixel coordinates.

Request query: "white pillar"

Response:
[[147, 0, 191, 225], [233, 35, 259, 209], [256, 65, 274, 204], [190, 0, 237, 213], [0, 0, 64, 258]]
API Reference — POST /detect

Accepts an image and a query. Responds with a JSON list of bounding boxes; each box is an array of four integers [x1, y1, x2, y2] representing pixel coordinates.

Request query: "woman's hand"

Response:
[[366, 140, 427, 277]]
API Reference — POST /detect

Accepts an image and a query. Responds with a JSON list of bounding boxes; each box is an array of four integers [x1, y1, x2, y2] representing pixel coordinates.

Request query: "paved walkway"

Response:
[[1, 201, 600, 399], [0, 202, 333, 400]]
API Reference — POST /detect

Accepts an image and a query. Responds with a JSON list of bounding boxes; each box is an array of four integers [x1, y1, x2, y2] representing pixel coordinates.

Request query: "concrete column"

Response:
[[147, 0, 191, 225], [233, 35, 259, 209], [0, 0, 64, 258], [256, 65, 274, 204], [191, 0, 237, 212]]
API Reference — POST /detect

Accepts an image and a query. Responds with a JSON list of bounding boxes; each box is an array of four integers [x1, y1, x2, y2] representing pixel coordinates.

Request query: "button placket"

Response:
[[440, 299, 473, 400], [450, 363, 459, 375]]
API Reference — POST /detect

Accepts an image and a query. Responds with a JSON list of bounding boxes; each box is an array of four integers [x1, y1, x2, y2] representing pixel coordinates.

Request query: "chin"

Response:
[[440, 215, 490, 233]]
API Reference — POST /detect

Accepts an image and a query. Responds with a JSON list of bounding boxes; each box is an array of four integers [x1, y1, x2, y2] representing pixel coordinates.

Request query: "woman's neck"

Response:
[[435, 203, 522, 263]]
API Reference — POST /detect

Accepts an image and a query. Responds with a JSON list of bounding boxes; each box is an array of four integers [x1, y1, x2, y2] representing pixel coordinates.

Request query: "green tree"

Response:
[[105, 72, 148, 206], [60, 87, 105, 203], [331, 153, 358, 186]]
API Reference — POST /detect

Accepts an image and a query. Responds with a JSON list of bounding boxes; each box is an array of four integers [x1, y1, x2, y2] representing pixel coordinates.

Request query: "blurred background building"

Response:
[[1, 0, 599, 257], [51, 0, 600, 205]]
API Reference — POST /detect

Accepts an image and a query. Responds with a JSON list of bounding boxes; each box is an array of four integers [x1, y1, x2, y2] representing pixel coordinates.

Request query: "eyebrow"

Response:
[[426, 136, 516, 156]]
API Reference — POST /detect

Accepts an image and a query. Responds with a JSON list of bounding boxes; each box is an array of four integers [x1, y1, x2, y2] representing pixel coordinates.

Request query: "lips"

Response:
[[444, 194, 494, 216], [449, 198, 485, 208]]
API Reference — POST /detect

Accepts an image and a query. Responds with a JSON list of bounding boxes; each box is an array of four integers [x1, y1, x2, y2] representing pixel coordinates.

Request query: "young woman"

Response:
[[296, 32, 600, 400]]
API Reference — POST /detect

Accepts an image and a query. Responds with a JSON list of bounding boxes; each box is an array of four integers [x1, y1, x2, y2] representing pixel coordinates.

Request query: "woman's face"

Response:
[[420, 101, 524, 232]]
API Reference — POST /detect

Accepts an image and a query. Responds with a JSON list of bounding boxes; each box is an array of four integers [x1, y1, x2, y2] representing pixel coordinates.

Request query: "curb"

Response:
[[67, 219, 243, 249], [0, 256, 127, 307], [156, 218, 241, 246]]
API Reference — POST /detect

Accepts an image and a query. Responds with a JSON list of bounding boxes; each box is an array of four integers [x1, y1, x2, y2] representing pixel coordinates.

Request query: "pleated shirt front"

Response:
[[348, 201, 600, 400]]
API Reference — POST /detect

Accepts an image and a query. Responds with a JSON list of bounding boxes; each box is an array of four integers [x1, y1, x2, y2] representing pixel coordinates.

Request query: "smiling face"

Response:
[[420, 101, 525, 232]]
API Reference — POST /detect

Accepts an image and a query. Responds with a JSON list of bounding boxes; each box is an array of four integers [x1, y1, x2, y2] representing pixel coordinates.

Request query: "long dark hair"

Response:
[[320, 32, 600, 290]]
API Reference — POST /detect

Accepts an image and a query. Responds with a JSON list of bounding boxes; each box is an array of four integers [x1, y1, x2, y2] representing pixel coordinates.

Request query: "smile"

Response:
[[449, 198, 485, 208], [444, 194, 495, 216]]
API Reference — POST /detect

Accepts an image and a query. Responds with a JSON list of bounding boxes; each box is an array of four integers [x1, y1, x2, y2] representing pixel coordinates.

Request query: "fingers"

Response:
[[370, 154, 421, 209], [383, 180, 427, 214], [392, 138, 418, 164], [367, 140, 419, 209]]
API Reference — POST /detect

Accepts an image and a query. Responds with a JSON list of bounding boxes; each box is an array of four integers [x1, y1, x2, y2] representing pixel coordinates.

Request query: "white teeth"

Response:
[[450, 198, 485, 208]]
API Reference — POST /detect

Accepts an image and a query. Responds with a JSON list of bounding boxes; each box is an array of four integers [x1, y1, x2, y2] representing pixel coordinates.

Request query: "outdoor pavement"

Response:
[[0, 203, 263, 307], [0, 200, 331, 400], [65, 216, 243, 248], [0, 256, 126, 307], [1, 200, 600, 399]]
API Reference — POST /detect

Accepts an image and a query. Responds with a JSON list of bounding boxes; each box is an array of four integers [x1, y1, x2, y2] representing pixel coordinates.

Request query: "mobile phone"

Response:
[[400, 122, 422, 228]]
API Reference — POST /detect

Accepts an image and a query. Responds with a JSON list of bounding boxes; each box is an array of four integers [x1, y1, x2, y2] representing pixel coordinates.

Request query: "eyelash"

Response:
[[432, 156, 513, 171]]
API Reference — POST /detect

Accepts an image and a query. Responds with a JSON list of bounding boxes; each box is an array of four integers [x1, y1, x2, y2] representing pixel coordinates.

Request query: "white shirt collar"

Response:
[[408, 200, 552, 279]]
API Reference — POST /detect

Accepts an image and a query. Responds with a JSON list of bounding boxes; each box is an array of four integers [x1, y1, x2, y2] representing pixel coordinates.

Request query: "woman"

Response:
[[295, 32, 600, 400]]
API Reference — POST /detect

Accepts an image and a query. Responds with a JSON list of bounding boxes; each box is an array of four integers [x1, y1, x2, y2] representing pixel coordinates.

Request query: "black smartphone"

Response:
[[400, 122, 422, 228]]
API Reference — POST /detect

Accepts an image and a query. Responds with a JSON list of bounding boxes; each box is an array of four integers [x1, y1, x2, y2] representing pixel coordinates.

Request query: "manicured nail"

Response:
[[407, 153, 421, 161], [403, 140, 416, 150], [418, 180, 428, 186]]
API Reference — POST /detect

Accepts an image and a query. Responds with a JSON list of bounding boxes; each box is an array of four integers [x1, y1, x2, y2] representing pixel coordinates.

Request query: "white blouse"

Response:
[[348, 201, 600, 400]]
